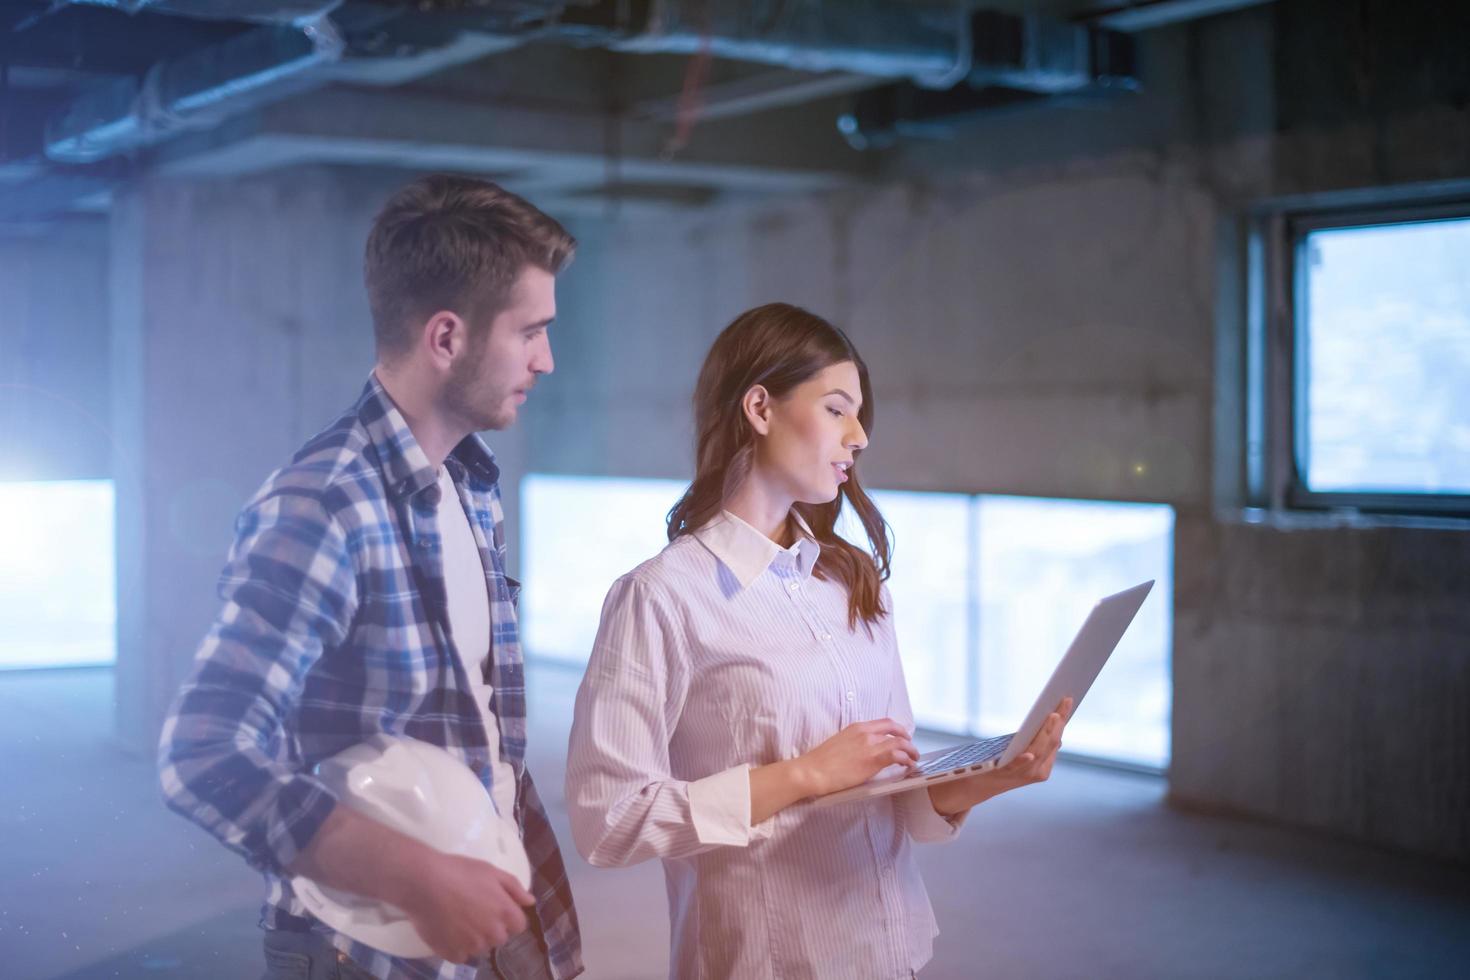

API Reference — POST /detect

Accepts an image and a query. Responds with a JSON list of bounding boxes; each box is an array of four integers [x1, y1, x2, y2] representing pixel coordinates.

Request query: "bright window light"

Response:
[[1300, 216, 1470, 494], [851, 490, 973, 734], [520, 474, 685, 664], [975, 495, 1173, 768], [0, 479, 116, 669]]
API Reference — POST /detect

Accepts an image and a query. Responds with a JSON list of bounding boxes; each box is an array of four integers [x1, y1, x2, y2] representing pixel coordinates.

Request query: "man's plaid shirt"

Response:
[[158, 374, 583, 980]]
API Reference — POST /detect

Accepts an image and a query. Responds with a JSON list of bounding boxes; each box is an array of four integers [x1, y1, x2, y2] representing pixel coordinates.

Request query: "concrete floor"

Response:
[[3, 666, 1468, 980]]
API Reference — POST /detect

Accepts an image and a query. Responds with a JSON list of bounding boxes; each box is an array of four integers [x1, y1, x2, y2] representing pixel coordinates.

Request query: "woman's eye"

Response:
[[827, 407, 843, 418]]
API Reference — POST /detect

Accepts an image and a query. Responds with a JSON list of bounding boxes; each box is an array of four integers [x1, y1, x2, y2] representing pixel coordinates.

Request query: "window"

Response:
[[520, 474, 685, 665], [522, 474, 1174, 770], [0, 480, 116, 669], [971, 495, 1173, 769], [1251, 204, 1470, 515], [847, 492, 1173, 769], [859, 491, 974, 735]]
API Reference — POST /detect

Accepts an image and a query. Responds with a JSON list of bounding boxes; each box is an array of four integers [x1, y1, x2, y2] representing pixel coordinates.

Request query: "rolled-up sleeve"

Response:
[[566, 575, 767, 867], [157, 488, 357, 875]]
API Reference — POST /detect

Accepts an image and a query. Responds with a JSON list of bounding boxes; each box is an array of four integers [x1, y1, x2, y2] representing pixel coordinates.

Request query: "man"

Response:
[[159, 174, 582, 980]]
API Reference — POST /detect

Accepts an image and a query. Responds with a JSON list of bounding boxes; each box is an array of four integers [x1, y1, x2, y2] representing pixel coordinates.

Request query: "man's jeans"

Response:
[[260, 930, 377, 980], [260, 925, 554, 980]]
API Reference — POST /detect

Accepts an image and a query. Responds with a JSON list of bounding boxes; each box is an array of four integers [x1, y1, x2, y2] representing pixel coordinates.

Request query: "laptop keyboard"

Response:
[[917, 733, 1015, 776]]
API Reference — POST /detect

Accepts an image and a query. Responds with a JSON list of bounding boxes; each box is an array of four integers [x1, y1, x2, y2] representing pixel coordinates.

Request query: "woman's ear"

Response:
[[741, 384, 773, 436]]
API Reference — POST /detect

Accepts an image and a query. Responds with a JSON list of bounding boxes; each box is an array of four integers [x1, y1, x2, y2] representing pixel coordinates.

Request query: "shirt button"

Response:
[[821, 633, 832, 641], [845, 691, 855, 702], [787, 581, 799, 592]]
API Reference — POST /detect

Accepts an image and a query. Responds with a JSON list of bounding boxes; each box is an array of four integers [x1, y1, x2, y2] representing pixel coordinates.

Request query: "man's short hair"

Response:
[[364, 174, 576, 358]]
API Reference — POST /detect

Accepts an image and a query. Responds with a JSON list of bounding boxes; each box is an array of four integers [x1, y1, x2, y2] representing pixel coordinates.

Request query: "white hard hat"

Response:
[[291, 734, 531, 958]]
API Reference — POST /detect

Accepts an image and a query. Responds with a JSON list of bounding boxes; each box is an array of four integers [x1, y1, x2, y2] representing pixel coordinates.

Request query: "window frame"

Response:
[[1248, 198, 1470, 519]]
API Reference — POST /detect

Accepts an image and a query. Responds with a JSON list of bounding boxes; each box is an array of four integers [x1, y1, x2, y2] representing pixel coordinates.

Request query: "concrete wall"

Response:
[[108, 171, 369, 748], [545, 161, 1217, 506], [1173, 519, 1470, 861]]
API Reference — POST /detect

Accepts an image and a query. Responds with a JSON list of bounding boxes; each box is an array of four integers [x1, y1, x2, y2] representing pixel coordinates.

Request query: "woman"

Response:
[[565, 303, 1071, 979]]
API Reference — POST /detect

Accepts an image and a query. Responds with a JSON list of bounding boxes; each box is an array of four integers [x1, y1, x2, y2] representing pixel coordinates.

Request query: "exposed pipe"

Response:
[[20, 0, 1141, 213], [38, 0, 979, 168], [37, 0, 565, 165], [837, 12, 1139, 151], [1082, 0, 1278, 33], [561, 0, 973, 90], [44, 14, 345, 162], [57, 0, 343, 25]]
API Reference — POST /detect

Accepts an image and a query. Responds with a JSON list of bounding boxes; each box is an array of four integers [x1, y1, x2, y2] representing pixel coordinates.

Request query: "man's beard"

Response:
[[445, 335, 513, 432]]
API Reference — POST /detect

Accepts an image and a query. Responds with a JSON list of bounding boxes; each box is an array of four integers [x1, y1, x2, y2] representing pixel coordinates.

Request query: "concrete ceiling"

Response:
[[0, 0, 1277, 220]]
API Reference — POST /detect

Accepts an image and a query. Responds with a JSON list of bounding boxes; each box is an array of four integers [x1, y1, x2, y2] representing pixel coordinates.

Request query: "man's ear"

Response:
[[742, 384, 773, 436], [422, 310, 467, 368]]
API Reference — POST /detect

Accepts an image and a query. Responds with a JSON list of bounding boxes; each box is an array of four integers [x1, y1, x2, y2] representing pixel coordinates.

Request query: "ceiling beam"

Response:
[[631, 69, 880, 124], [151, 85, 870, 193], [1081, 0, 1277, 32]]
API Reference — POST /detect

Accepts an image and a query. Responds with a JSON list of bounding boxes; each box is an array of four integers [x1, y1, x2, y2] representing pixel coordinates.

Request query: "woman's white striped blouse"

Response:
[[566, 511, 964, 980]]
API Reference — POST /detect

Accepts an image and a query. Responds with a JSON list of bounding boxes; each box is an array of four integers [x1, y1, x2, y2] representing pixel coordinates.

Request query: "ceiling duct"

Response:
[[35, 0, 981, 168], [838, 10, 1139, 150], [56, 0, 342, 23], [13, 1, 1140, 216], [1084, 0, 1277, 32], [44, 16, 346, 162], [558, 0, 973, 89], [36, 2, 556, 164]]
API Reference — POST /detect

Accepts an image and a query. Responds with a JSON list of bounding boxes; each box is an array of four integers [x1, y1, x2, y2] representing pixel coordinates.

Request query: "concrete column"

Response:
[[110, 168, 383, 753]]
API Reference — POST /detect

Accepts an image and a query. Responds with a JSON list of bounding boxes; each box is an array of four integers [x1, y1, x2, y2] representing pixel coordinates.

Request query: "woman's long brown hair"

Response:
[[667, 303, 891, 630]]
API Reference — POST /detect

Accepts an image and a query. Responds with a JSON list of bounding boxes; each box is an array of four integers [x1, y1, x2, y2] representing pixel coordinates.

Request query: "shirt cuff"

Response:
[[687, 764, 766, 847], [895, 785, 967, 843]]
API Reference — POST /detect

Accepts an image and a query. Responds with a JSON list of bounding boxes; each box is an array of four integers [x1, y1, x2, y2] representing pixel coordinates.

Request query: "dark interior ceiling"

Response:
[[0, 1, 1276, 221]]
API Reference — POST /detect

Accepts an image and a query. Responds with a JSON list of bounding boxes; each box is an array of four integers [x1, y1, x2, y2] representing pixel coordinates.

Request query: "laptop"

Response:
[[814, 579, 1154, 808]]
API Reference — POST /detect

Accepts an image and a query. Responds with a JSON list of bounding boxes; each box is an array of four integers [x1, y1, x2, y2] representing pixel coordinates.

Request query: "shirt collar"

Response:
[[693, 509, 821, 590], [357, 372, 500, 501]]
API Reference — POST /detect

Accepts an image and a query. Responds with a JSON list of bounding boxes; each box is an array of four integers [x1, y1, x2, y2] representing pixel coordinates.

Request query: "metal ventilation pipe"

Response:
[[56, 0, 342, 24], [45, 16, 346, 163], [837, 11, 1140, 150], [559, 0, 974, 89]]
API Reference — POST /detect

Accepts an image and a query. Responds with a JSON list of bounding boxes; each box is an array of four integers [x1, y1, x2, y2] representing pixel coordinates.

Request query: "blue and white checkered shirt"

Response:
[[159, 373, 583, 980]]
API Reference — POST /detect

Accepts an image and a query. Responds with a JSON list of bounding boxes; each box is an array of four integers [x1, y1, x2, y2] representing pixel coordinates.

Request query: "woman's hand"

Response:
[[795, 718, 921, 797], [749, 718, 919, 824], [927, 697, 1074, 817]]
